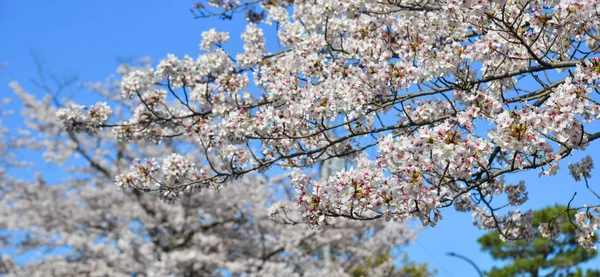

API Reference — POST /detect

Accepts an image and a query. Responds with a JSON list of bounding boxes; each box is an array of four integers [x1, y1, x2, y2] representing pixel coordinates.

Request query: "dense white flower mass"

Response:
[[57, 0, 600, 248], [1, 78, 417, 276], [200, 28, 230, 51]]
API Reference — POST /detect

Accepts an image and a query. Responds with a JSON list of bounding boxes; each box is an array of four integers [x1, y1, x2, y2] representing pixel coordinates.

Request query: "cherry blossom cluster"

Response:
[[504, 181, 528, 206], [569, 155, 594, 182], [58, 0, 600, 248], [537, 206, 600, 249], [56, 102, 112, 134], [200, 28, 230, 51], [237, 24, 265, 66], [498, 210, 536, 242], [115, 154, 210, 203], [574, 208, 600, 249], [539, 220, 562, 240]]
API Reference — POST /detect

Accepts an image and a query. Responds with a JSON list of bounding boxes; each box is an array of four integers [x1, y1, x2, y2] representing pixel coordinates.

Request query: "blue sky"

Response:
[[1, 1, 599, 275]]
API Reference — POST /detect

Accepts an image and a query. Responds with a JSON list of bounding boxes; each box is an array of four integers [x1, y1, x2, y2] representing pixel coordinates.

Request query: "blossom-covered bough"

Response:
[[58, 0, 600, 248], [1, 73, 420, 276]]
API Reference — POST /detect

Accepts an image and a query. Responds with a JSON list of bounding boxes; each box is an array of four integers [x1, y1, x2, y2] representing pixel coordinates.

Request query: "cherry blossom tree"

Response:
[[57, 0, 600, 248], [0, 69, 426, 276]]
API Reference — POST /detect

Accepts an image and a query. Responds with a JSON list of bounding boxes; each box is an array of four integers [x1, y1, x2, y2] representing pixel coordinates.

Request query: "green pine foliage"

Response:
[[478, 206, 599, 277]]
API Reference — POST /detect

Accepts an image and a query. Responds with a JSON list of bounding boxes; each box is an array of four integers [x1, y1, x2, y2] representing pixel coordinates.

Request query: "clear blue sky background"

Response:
[[1, 1, 598, 276]]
